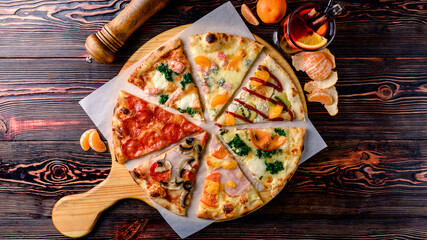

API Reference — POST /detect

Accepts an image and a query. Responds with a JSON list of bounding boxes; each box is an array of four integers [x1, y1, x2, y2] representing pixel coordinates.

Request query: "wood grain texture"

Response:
[[0, 0, 426, 238], [1, 58, 425, 141], [0, 0, 425, 58]]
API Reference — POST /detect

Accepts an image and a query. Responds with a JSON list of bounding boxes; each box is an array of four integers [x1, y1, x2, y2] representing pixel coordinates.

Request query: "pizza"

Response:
[[197, 137, 263, 219], [127, 37, 204, 121], [189, 32, 263, 120], [112, 90, 202, 164], [216, 55, 305, 127], [130, 132, 208, 216], [219, 127, 305, 197]]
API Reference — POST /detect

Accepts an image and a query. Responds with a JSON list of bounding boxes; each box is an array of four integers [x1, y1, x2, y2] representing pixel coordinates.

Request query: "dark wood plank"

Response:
[[0, 0, 425, 58], [0, 193, 426, 239], [0, 58, 425, 141], [1, 140, 425, 218]]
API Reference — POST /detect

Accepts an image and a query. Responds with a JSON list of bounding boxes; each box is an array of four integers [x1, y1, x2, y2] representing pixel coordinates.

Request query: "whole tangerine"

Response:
[[257, 0, 287, 24]]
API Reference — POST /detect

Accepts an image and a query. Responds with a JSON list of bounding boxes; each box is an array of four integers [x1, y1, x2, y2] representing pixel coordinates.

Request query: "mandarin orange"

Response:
[[256, 0, 287, 24]]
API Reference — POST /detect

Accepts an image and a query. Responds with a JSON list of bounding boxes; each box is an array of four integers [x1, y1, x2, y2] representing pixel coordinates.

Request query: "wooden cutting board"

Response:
[[52, 25, 307, 238]]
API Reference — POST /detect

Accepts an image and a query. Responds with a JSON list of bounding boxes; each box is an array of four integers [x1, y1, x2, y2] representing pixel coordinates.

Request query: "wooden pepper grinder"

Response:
[[85, 0, 170, 64]]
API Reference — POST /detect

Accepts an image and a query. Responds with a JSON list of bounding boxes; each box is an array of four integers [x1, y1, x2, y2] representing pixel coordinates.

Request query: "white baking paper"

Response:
[[79, 2, 326, 238]]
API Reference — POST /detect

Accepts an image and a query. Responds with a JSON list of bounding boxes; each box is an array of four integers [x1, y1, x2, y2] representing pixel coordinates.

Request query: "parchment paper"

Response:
[[79, 2, 326, 238]]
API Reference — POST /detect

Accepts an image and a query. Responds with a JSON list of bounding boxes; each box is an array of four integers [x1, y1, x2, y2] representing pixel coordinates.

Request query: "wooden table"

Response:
[[1, 0, 426, 239]]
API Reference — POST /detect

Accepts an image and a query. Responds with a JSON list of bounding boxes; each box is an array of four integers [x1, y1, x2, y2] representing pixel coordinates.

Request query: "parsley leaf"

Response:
[[220, 129, 228, 136], [180, 73, 193, 90], [159, 94, 169, 105], [228, 134, 251, 156], [274, 128, 286, 137], [256, 149, 282, 158], [177, 107, 197, 117], [265, 161, 284, 174], [156, 63, 175, 82]]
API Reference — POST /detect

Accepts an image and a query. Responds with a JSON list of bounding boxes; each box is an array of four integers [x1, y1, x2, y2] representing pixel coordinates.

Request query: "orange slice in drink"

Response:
[[241, 4, 259, 26], [295, 32, 328, 50], [80, 129, 96, 151], [88, 130, 107, 152]]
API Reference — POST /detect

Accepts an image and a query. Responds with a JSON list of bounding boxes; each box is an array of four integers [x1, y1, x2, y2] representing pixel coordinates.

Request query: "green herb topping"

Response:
[[180, 73, 193, 90], [256, 149, 282, 158], [265, 161, 284, 174], [228, 134, 250, 156], [217, 78, 225, 87], [220, 129, 228, 136], [274, 128, 286, 137], [177, 107, 197, 117], [156, 63, 175, 82], [159, 94, 169, 105]]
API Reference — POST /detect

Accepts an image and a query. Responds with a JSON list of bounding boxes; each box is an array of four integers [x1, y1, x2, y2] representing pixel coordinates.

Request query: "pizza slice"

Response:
[[219, 127, 305, 197], [216, 55, 305, 127], [197, 137, 263, 220], [127, 37, 204, 121], [189, 32, 263, 120], [112, 90, 203, 164], [130, 132, 208, 216]]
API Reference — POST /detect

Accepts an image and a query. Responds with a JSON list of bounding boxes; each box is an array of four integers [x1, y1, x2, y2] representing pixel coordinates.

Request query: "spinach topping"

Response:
[[256, 149, 282, 158], [156, 63, 176, 82], [159, 94, 169, 105], [177, 107, 197, 117], [265, 161, 284, 174], [228, 134, 250, 156], [220, 129, 228, 136], [217, 78, 225, 87], [180, 73, 193, 90], [274, 128, 286, 137]]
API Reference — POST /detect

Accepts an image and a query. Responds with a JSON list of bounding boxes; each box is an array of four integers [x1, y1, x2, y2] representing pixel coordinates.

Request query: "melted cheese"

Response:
[[226, 181, 236, 188], [221, 159, 237, 170], [152, 71, 169, 90], [246, 158, 266, 178], [178, 93, 197, 109], [205, 180, 220, 195]]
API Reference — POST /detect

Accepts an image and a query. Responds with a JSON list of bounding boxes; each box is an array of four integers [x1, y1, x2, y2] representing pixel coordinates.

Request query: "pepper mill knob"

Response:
[[85, 0, 170, 64]]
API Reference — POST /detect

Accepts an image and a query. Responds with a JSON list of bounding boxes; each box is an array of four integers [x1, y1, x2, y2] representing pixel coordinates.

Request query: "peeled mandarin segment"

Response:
[[224, 113, 236, 126], [249, 129, 286, 151], [268, 105, 284, 119], [307, 89, 333, 105], [194, 56, 211, 68], [241, 4, 259, 26], [226, 55, 242, 71], [304, 52, 333, 81], [211, 93, 229, 108], [250, 69, 270, 86], [88, 130, 107, 153], [295, 32, 328, 50], [80, 129, 96, 151]]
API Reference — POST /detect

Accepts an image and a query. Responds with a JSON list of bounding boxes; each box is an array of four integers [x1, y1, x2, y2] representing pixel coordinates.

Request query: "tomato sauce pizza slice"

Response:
[[112, 90, 203, 164]]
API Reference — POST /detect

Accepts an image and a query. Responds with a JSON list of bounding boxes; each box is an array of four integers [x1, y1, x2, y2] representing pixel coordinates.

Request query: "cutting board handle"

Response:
[[85, 0, 170, 64], [52, 146, 151, 238]]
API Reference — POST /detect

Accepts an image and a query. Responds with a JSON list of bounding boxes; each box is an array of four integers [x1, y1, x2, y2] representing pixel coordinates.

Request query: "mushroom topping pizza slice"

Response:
[[197, 137, 263, 220], [216, 55, 305, 127], [189, 32, 264, 120], [127, 37, 204, 121], [130, 132, 208, 216], [219, 127, 305, 197], [112, 90, 203, 164]]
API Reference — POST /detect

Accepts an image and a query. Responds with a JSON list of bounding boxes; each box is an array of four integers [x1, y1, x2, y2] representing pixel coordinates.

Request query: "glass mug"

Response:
[[273, 2, 343, 56]]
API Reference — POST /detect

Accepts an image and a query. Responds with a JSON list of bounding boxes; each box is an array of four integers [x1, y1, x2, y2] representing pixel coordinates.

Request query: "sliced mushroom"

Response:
[[160, 176, 183, 191], [154, 158, 172, 173], [176, 157, 195, 177], [180, 191, 190, 208], [179, 138, 195, 154]]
